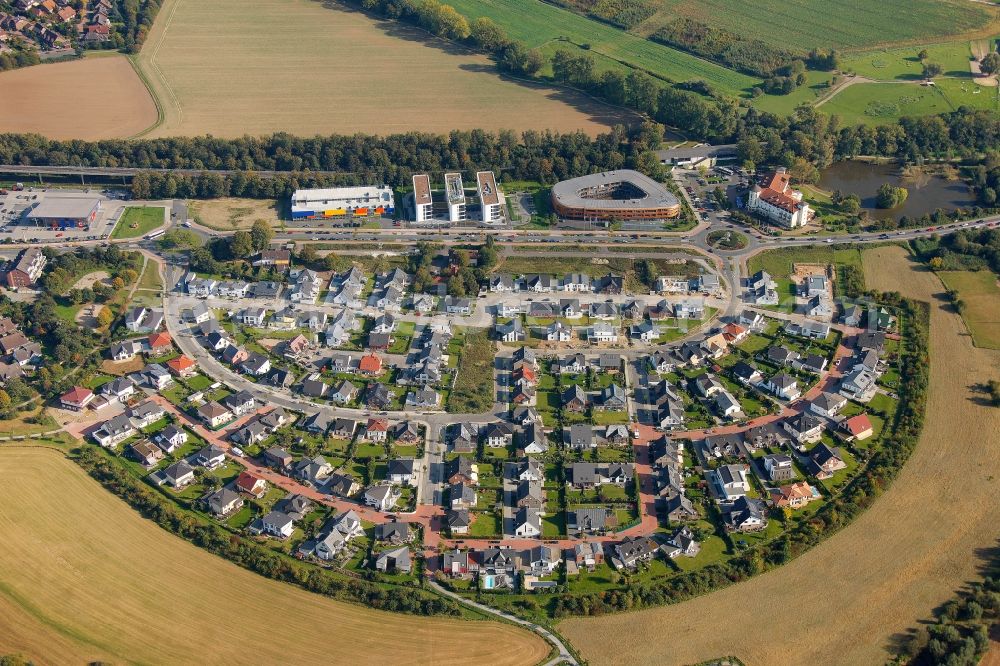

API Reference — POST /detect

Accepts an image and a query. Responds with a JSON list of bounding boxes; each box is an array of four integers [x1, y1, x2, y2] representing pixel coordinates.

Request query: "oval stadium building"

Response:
[[551, 170, 681, 223]]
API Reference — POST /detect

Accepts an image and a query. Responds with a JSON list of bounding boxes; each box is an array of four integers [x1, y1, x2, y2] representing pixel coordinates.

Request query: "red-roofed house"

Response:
[[747, 168, 813, 228], [840, 413, 874, 442], [60, 386, 94, 411], [166, 354, 197, 378], [358, 353, 383, 376], [722, 322, 749, 344], [57, 6, 76, 21], [364, 418, 390, 442], [235, 471, 268, 498], [147, 331, 172, 355]]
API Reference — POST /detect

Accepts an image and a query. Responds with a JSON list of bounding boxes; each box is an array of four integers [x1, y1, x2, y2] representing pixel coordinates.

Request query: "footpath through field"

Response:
[[560, 246, 1000, 666]]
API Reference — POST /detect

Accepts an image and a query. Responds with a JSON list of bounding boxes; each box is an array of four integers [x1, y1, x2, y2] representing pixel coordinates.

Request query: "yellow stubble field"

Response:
[[0, 446, 550, 665]]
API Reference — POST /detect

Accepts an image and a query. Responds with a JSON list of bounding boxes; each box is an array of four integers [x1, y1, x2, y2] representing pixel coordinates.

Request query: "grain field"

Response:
[[0, 55, 157, 139], [137, 0, 632, 138], [0, 447, 550, 666], [560, 246, 1000, 666]]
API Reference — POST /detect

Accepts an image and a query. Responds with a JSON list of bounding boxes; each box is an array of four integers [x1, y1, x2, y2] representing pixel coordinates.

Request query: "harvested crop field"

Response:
[[560, 246, 1000, 666], [137, 0, 632, 137], [0, 446, 550, 665], [0, 55, 157, 139], [938, 269, 1000, 349]]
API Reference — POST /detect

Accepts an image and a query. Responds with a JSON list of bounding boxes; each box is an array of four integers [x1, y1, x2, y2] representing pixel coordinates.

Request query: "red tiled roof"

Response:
[[61, 386, 92, 403], [166, 355, 195, 371], [148, 331, 172, 348], [359, 353, 383, 373], [236, 471, 264, 492], [842, 413, 873, 436], [367, 417, 389, 431]]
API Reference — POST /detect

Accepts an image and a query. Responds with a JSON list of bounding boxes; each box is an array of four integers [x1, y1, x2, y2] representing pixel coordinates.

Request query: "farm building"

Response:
[[27, 196, 101, 229], [412, 174, 433, 222], [551, 170, 681, 224], [476, 171, 503, 223], [290, 186, 395, 220]]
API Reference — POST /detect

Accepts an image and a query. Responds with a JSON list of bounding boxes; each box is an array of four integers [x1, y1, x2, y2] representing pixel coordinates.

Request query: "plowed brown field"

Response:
[[560, 246, 1000, 666], [0, 55, 157, 139]]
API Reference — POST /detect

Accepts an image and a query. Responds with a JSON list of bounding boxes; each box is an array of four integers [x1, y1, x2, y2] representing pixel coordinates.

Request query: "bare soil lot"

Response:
[[0, 446, 551, 665], [0, 56, 157, 139], [560, 246, 1000, 666], [190, 198, 284, 231], [138, 0, 631, 137]]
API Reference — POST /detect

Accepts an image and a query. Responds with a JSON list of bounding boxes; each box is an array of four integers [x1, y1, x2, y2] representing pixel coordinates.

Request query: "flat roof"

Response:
[[476, 171, 500, 206], [654, 143, 737, 160], [412, 175, 432, 206], [291, 186, 394, 212], [551, 170, 679, 211], [28, 197, 101, 219], [444, 173, 465, 204]]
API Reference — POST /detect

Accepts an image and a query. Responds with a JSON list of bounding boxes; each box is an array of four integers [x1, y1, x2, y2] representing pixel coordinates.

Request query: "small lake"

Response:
[[818, 160, 976, 220]]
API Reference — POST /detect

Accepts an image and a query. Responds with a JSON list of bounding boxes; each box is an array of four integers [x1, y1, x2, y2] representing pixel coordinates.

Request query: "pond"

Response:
[[818, 160, 976, 220]]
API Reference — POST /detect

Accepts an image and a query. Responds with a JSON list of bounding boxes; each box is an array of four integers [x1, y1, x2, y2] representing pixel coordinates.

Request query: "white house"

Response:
[[746, 168, 813, 228]]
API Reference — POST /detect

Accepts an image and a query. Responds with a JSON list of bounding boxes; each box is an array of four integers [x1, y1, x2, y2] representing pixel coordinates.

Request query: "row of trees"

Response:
[[911, 227, 1000, 274], [651, 17, 797, 78]]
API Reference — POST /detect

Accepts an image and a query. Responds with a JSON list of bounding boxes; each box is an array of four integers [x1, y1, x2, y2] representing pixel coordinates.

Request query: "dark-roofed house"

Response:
[[613, 535, 658, 569], [568, 507, 614, 534]]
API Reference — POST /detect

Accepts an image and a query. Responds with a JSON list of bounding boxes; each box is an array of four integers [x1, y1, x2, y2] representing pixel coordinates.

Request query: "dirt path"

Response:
[[560, 246, 1000, 666], [70, 270, 109, 291], [970, 39, 999, 86]]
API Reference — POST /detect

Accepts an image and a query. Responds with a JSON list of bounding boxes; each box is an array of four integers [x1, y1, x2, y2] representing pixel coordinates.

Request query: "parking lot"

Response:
[[675, 165, 746, 227], [0, 187, 126, 243]]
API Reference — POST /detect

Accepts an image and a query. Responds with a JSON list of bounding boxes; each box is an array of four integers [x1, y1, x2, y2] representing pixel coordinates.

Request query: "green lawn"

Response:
[[752, 70, 837, 115], [468, 512, 502, 537], [938, 270, 1000, 349], [819, 79, 998, 126], [137, 261, 164, 291], [841, 40, 976, 81], [748, 246, 862, 280], [111, 206, 166, 240]]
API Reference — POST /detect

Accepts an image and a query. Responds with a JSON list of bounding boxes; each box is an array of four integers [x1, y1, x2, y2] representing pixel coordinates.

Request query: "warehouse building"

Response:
[[290, 186, 395, 220], [476, 171, 503, 223], [551, 170, 681, 224], [444, 173, 467, 223], [27, 197, 101, 229], [412, 174, 433, 223]]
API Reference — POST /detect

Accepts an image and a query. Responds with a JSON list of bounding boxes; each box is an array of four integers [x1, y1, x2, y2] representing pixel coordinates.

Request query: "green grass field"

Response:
[[748, 246, 862, 280], [938, 270, 1000, 349], [752, 70, 837, 115], [644, 0, 992, 53], [820, 78, 999, 125], [444, 0, 759, 96], [841, 40, 976, 80], [111, 206, 165, 239]]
